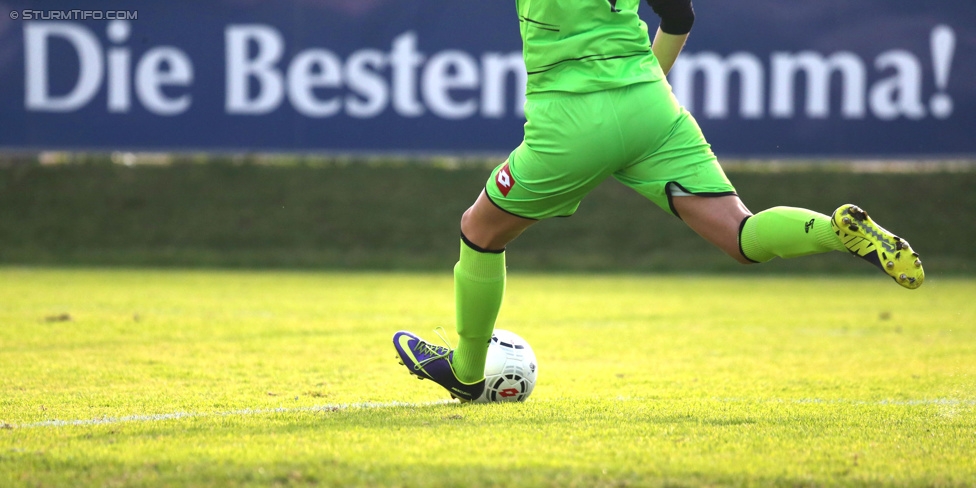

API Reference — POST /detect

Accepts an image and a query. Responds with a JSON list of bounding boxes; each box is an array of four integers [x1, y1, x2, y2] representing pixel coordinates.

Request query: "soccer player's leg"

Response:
[[673, 196, 845, 263], [614, 81, 923, 288], [453, 190, 535, 384], [394, 90, 621, 399], [393, 192, 533, 401], [676, 198, 924, 289]]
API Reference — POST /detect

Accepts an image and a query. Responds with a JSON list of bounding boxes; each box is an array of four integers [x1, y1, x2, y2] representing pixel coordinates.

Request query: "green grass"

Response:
[[2, 161, 975, 273], [1, 268, 975, 487]]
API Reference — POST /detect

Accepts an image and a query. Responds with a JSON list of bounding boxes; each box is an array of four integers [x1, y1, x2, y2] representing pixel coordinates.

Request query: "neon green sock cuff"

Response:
[[739, 207, 845, 263], [739, 216, 774, 263], [457, 237, 506, 281]]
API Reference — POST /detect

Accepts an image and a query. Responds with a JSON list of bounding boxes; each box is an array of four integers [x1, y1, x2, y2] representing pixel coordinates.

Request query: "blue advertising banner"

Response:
[[0, 0, 973, 156]]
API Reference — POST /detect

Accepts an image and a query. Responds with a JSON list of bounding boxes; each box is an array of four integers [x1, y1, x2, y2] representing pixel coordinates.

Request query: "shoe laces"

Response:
[[412, 327, 455, 371]]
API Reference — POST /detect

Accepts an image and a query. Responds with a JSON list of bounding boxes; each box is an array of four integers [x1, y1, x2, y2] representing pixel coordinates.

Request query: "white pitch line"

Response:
[[713, 397, 976, 406], [14, 400, 453, 429], [10, 397, 973, 429]]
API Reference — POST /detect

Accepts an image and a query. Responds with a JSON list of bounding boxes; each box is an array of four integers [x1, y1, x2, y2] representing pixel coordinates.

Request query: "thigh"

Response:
[[484, 91, 626, 220], [613, 82, 736, 217]]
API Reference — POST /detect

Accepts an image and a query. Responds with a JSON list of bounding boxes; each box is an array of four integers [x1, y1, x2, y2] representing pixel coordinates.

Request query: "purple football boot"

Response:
[[393, 330, 485, 402]]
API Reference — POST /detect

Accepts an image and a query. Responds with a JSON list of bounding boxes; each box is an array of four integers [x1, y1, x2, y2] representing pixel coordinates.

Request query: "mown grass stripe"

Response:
[[15, 397, 972, 429], [16, 401, 453, 428]]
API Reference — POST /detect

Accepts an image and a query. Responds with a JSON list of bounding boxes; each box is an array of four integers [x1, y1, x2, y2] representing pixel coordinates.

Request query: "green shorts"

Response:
[[485, 80, 736, 220]]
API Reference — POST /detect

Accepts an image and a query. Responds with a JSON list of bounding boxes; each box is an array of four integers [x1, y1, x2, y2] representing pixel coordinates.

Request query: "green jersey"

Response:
[[517, 0, 665, 95]]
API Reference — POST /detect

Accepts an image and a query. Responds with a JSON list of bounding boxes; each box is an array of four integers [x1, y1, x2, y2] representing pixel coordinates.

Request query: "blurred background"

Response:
[[1, 0, 973, 275]]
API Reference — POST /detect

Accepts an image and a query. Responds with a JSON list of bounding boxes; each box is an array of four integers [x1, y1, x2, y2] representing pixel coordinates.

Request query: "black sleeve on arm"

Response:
[[645, 0, 695, 35]]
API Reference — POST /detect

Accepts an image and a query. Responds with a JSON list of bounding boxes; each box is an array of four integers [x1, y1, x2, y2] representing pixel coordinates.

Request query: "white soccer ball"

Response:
[[474, 329, 538, 403]]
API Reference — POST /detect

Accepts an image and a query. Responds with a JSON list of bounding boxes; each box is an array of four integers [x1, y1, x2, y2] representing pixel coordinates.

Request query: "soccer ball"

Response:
[[473, 329, 538, 403]]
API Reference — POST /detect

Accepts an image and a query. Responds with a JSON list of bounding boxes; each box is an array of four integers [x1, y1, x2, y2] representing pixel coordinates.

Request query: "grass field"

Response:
[[1, 268, 975, 487]]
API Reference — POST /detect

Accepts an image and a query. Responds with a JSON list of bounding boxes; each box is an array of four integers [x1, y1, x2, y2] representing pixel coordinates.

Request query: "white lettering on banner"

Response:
[[223, 26, 526, 119], [869, 51, 926, 120], [669, 24, 956, 121], [345, 49, 388, 118], [135, 48, 194, 116], [25, 22, 102, 111], [106, 19, 131, 112], [21, 20, 955, 123], [928, 25, 954, 118], [225, 25, 284, 114], [24, 20, 193, 115], [669, 52, 764, 119], [423, 50, 479, 119], [770, 51, 866, 119], [481, 53, 526, 118], [389, 32, 426, 117], [287, 50, 344, 117]]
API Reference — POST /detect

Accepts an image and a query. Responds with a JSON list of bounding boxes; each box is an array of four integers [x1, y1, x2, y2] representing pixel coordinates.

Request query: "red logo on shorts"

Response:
[[499, 388, 519, 397], [495, 163, 514, 197]]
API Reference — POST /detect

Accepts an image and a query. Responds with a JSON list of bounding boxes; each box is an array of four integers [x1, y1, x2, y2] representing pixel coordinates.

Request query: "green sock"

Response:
[[739, 207, 846, 263], [452, 238, 506, 383]]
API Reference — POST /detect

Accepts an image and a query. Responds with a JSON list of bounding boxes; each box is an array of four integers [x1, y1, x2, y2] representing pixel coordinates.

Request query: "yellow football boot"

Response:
[[831, 204, 924, 289]]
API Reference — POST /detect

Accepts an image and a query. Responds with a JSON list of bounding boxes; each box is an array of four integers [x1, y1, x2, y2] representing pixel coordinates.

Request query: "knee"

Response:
[[460, 206, 477, 237], [460, 206, 492, 248], [459, 205, 515, 251], [733, 253, 756, 265], [730, 218, 756, 265]]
